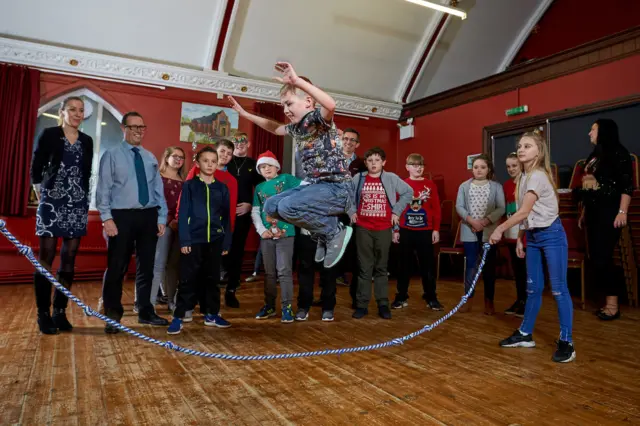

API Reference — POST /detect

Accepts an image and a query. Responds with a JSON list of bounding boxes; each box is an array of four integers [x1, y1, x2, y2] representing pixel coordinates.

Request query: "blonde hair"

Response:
[[515, 130, 557, 201], [279, 76, 313, 98], [58, 96, 84, 126], [159, 146, 186, 180], [406, 153, 424, 165]]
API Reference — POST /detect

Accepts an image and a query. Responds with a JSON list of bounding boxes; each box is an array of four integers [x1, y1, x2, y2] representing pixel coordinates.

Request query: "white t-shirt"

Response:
[[518, 169, 558, 230]]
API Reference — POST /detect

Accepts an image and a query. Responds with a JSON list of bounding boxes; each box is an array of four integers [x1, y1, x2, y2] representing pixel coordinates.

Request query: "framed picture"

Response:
[[467, 153, 482, 170], [180, 102, 239, 144]]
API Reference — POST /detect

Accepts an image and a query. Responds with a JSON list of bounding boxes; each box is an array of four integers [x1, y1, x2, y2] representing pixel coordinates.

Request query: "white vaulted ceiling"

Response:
[[0, 0, 553, 116]]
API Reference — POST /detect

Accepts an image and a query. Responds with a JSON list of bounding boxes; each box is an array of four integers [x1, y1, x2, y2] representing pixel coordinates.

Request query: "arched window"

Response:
[[33, 89, 123, 210]]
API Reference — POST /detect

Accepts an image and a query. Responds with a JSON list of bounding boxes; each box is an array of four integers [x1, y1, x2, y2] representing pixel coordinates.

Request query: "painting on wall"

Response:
[[180, 102, 239, 144]]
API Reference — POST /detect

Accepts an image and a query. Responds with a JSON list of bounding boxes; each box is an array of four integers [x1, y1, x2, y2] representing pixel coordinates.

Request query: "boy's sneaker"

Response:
[[256, 305, 276, 320], [183, 310, 193, 323], [167, 318, 183, 335], [336, 276, 349, 286], [427, 299, 444, 311], [391, 298, 408, 309], [352, 308, 368, 319], [315, 241, 326, 263], [204, 314, 231, 328], [324, 226, 353, 268], [322, 311, 334, 322], [295, 308, 309, 321], [245, 272, 258, 283], [552, 340, 576, 363], [499, 329, 536, 348], [378, 305, 392, 320], [281, 305, 294, 323]]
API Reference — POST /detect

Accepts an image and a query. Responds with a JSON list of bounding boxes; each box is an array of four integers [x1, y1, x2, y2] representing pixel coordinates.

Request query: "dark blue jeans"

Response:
[[464, 232, 497, 301], [520, 218, 573, 342]]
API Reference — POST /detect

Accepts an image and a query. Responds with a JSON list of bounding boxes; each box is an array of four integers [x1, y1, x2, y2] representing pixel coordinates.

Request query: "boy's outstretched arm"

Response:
[[228, 96, 286, 136], [275, 62, 336, 122]]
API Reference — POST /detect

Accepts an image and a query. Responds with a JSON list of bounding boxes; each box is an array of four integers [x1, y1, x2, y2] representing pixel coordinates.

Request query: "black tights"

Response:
[[34, 236, 81, 312]]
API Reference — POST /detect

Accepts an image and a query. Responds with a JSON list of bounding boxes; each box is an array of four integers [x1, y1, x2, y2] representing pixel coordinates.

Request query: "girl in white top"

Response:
[[489, 131, 575, 363]]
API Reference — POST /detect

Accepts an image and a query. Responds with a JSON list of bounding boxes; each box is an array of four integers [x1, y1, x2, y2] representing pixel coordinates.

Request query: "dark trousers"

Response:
[[225, 214, 252, 292], [34, 237, 81, 311], [395, 229, 437, 302], [463, 232, 497, 301], [507, 242, 528, 302], [586, 203, 623, 298], [296, 232, 337, 311], [102, 209, 158, 320], [356, 227, 392, 308], [174, 240, 222, 318]]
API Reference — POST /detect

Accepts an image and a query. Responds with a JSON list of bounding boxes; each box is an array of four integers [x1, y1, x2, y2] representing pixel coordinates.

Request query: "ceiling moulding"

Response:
[[402, 26, 640, 119], [0, 37, 401, 120]]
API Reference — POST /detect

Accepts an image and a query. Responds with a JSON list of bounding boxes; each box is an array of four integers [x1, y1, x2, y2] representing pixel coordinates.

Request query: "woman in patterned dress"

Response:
[[30, 96, 93, 334], [151, 146, 185, 312]]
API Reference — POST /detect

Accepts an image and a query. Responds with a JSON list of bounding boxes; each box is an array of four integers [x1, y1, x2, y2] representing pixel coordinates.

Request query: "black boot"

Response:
[[225, 290, 240, 308], [37, 311, 58, 335], [52, 308, 73, 331]]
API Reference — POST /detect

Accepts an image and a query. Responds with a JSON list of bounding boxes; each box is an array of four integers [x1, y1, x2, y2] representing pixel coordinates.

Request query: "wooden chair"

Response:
[[630, 153, 639, 189], [561, 216, 586, 309], [551, 163, 559, 186], [569, 159, 586, 189], [436, 222, 466, 281]]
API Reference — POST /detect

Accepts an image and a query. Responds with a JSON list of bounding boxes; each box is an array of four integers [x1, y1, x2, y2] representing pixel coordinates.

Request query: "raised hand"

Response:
[[227, 96, 247, 116], [274, 62, 298, 85]]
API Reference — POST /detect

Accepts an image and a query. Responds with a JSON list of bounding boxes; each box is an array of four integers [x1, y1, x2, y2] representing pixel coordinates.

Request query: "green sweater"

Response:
[[251, 174, 301, 239]]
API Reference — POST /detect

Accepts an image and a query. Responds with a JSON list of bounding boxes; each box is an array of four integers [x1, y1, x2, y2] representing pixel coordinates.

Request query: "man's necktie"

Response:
[[132, 147, 149, 206]]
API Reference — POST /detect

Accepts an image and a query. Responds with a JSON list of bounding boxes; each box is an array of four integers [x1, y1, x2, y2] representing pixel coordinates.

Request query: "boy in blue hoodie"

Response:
[[167, 146, 232, 334]]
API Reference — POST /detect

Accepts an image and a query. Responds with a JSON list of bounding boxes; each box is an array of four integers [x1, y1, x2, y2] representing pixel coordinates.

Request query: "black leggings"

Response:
[[33, 236, 81, 311], [586, 204, 623, 299]]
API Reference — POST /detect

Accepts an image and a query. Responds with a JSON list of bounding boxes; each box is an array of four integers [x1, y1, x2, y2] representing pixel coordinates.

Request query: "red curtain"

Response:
[[0, 64, 40, 216], [252, 102, 285, 163]]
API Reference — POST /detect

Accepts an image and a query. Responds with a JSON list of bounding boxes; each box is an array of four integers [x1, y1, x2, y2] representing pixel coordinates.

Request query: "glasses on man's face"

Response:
[[125, 125, 147, 132], [233, 141, 248, 146], [170, 154, 185, 161]]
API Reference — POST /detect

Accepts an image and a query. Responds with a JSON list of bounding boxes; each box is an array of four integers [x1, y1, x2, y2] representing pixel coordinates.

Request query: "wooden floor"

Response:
[[0, 278, 639, 426]]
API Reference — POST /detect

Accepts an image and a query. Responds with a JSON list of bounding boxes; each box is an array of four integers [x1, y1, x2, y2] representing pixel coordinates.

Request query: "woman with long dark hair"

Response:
[[30, 96, 93, 334], [579, 118, 632, 320]]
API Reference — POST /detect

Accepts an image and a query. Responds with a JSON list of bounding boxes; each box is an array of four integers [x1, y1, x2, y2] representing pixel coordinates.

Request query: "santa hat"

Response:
[[256, 150, 281, 175]]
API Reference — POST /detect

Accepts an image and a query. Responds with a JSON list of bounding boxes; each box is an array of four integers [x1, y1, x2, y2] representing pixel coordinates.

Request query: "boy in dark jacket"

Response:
[[168, 147, 232, 334]]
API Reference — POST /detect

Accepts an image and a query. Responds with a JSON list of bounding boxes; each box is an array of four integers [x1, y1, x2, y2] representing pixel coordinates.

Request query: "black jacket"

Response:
[[30, 126, 94, 193]]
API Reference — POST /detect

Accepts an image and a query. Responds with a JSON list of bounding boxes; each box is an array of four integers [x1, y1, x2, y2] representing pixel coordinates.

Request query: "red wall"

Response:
[[512, 0, 640, 65], [405, 54, 640, 201], [0, 72, 397, 282]]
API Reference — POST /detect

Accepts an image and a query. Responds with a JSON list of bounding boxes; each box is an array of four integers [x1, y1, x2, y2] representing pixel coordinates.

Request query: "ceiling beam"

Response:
[[0, 37, 402, 120], [212, 0, 238, 72], [203, 0, 230, 70]]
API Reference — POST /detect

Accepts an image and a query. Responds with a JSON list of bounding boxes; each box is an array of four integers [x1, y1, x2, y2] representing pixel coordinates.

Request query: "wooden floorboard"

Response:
[[0, 277, 638, 425]]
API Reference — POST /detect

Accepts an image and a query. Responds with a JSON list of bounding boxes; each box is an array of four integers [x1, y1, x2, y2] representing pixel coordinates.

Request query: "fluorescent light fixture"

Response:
[[405, 0, 467, 20], [42, 113, 59, 119]]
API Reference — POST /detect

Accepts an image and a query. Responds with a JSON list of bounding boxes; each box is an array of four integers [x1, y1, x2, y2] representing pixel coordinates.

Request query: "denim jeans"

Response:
[[520, 218, 573, 342], [260, 237, 295, 307], [463, 232, 497, 301], [263, 181, 352, 241], [151, 226, 175, 305]]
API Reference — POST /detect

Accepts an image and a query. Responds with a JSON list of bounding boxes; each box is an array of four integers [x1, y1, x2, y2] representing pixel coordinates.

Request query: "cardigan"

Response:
[[30, 126, 94, 194], [455, 179, 505, 242]]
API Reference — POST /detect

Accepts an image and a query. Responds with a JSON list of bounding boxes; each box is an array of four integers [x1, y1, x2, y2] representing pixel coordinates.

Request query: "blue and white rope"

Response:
[[0, 219, 489, 361]]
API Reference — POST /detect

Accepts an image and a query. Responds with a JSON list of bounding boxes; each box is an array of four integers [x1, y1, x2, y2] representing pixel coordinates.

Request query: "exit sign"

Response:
[[506, 105, 529, 116]]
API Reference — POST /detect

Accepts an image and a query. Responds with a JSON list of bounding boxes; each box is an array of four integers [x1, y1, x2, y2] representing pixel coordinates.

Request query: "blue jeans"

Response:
[[263, 181, 352, 241], [520, 218, 573, 342], [463, 232, 497, 301]]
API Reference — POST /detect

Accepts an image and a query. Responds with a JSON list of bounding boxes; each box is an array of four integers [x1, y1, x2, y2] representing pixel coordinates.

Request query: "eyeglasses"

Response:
[[125, 125, 147, 132], [170, 155, 185, 161], [233, 140, 248, 146]]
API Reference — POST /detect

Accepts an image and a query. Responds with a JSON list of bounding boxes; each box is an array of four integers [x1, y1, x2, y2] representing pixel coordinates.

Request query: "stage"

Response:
[[0, 279, 638, 425]]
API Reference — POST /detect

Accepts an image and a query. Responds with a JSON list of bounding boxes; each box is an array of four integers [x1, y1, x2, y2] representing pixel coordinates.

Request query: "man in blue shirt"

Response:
[[96, 111, 169, 333]]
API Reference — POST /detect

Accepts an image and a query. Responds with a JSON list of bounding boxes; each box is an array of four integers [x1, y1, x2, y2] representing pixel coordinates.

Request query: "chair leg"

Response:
[[581, 261, 586, 310], [463, 256, 466, 283], [436, 253, 441, 282]]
